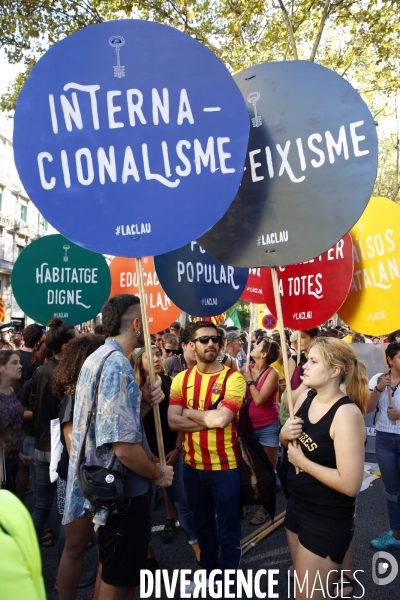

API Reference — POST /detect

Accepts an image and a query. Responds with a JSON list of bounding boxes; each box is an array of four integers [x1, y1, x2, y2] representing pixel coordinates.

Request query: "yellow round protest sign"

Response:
[[338, 197, 400, 336]]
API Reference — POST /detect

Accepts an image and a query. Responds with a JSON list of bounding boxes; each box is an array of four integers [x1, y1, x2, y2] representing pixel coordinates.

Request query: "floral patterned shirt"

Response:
[[0, 390, 23, 466], [62, 338, 142, 528]]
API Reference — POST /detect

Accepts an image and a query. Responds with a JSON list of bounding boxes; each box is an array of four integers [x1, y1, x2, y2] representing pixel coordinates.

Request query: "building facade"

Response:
[[0, 127, 57, 325]]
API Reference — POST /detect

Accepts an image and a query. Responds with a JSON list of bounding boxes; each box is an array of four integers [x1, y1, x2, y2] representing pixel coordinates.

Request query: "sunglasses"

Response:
[[192, 335, 221, 345], [164, 348, 178, 355]]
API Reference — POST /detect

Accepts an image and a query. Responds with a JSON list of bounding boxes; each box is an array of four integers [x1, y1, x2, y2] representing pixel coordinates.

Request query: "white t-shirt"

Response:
[[369, 373, 400, 434]]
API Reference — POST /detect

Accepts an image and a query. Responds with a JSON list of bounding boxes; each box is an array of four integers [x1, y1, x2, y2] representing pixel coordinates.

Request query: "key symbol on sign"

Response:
[[247, 92, 262, 128], [63, 245, 70, 262], [109, 36, 125, 78]]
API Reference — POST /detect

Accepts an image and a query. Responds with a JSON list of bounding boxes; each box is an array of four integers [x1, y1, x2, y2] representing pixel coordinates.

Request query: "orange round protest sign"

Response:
[[338, 197, 400, 336], [109, 256, 181, 334]]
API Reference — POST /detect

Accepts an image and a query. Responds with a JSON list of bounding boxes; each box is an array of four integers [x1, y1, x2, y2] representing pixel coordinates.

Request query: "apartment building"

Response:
[[0, 126, 57, 325]]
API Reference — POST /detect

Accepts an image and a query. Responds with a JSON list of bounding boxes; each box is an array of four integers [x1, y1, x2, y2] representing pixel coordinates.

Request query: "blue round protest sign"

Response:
[[14, 20, 249, 257], [198, 60, 378, 267], [154, 242, 248, 317]]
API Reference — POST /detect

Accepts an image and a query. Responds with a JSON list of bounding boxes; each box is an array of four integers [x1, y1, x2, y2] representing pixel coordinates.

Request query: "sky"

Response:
[[0, 44, 397, 139]]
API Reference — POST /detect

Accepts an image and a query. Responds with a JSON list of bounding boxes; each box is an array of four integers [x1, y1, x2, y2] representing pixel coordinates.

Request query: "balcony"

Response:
[[0, 170, 21, 194], [0, 258, 14, 274], [0, 213, 13, 227], [13, 219, 35, 234]]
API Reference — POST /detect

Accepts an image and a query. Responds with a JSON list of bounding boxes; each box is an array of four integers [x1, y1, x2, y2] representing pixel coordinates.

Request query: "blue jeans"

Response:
[[375, 431, 400, 531], [31, 449, 57, 540], [183, 464, 241, 592], [149, 455, 197, 544], [22, 436, 37, 503]]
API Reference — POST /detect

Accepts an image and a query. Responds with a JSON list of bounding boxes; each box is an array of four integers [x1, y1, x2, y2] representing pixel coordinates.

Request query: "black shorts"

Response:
[[284, 498, 354, 564], [98, 488, 151, 588]]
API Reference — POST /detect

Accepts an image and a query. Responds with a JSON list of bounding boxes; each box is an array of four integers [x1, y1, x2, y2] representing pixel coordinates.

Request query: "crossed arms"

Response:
[[168, 403, 236, 432]]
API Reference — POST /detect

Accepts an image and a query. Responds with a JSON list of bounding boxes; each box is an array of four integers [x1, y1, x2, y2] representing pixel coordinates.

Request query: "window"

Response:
[[43, 218, 49, 231], [20, 204, 27, 221], [17, 245, 24, 257]]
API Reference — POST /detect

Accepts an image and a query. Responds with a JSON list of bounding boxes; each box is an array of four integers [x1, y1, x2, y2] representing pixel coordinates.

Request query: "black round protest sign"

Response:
[[198, 61, 378, 268], [154, 242, 248, 317]]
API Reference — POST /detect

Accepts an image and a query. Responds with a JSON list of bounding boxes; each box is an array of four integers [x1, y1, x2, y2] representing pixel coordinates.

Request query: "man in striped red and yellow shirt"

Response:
[[168, 322, 245, 593]]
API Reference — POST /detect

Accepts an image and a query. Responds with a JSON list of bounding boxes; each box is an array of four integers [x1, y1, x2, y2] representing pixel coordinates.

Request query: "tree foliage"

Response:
[[1, 1, 400, 199]]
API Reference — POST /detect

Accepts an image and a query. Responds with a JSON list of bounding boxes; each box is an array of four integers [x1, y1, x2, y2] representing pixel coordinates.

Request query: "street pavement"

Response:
[[27, 453, 399, 599]]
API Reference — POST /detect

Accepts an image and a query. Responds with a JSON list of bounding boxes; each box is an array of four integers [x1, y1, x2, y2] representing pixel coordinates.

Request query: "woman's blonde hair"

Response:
[[133, 347, 164, 388], [310, 337, 369, 414]]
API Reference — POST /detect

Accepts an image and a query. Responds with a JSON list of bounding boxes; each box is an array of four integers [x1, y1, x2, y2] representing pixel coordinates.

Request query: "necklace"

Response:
[[252, 367, 268, 385]]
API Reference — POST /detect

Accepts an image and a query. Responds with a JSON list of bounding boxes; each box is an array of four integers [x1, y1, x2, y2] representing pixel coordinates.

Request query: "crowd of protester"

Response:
[[0, 309, 399, 600]]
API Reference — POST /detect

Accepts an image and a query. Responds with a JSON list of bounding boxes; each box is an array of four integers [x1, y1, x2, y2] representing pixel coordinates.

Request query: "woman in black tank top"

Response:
[[280, 337, 369, 600]]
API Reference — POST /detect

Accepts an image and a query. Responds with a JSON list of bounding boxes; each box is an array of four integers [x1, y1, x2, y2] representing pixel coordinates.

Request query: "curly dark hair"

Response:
[[102, 294, 141, 337], [52, 334, 105, 398]]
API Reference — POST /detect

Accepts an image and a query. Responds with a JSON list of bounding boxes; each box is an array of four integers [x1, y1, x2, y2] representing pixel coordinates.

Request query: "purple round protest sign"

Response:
[[13, 20, 249, 257]]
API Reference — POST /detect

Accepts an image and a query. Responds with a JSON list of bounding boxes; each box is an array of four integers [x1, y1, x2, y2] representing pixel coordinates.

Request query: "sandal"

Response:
[[250, 510, 268, 525], [41, 527, 54, 548], [243, 506, 250, 517], [336, 575, 355, 598]]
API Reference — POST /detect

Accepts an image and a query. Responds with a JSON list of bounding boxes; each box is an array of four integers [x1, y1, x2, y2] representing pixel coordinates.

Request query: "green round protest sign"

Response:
[[12, 234, 111, 325]]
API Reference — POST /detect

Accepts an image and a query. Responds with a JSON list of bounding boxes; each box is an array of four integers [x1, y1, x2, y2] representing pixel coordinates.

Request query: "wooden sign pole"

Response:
[[297, 330, 301, 366], [271, 268, 299, 473], [135, 258, 166, 464], [380, 336, 396, 425], [241, 512, 285, 556], [245, 303, 256, 370]]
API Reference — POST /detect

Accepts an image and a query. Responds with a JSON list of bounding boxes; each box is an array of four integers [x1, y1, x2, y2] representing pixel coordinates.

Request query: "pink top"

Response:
[[247, 365, 279, 429]]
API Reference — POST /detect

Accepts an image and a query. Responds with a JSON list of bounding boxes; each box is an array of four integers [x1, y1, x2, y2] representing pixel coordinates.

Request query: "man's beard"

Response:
[[199, 349, 217, 363]]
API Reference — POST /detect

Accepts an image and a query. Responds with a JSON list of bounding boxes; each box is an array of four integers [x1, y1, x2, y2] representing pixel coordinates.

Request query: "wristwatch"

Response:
[[247, 380, 256, 387], [374, 386, 384, 393]]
